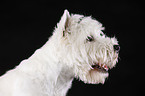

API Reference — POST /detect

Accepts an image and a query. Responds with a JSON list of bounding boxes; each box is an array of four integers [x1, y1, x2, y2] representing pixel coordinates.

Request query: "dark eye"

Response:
[[86, 35, 94, 42], [100, 32, 105, 37], [100, 33, 103, 36]]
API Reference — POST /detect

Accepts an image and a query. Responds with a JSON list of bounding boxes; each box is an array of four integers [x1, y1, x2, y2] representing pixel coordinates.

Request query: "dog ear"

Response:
[[57, 9, 70, 37]]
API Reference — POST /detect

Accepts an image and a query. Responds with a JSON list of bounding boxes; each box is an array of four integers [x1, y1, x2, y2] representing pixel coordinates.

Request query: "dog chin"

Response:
[[80, 69, 109, 84]]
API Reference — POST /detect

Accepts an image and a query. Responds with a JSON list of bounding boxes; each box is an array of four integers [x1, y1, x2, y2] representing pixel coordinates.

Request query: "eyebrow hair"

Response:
[[78, 17, 84, 24]]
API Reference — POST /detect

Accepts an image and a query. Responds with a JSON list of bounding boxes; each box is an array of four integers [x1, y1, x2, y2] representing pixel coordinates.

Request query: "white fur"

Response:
[[0, 10, 119, 96]]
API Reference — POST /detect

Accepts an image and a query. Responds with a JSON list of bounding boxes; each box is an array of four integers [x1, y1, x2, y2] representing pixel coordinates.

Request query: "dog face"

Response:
[[57, 10, 120, 84]]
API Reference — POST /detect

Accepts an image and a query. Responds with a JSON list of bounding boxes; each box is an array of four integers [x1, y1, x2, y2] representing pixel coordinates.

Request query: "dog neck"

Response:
[[53, 65, 74, 95], [21, 46, 75, 96]]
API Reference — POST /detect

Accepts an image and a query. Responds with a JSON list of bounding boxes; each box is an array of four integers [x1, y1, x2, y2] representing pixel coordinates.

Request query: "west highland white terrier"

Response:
[[0, 10, 120, 96]]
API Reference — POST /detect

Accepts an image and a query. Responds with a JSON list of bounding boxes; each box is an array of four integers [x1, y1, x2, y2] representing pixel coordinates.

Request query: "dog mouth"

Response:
[[91, 63, 109, 72]]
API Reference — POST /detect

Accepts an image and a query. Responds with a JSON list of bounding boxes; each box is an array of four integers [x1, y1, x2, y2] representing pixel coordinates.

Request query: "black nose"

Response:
[[113, 45, 120, 52]]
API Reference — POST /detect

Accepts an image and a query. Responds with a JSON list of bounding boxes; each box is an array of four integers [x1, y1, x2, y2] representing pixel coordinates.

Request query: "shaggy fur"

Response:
[[0, 10, 119, 96]]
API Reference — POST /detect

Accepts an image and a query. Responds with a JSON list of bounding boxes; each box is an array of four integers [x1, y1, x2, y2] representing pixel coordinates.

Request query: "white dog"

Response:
[[0, 10, 120, 96]]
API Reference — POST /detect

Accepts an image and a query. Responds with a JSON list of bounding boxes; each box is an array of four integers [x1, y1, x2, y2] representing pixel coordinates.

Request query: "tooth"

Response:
[[104, 65, 108, 71], [102, 64, 105, 68]]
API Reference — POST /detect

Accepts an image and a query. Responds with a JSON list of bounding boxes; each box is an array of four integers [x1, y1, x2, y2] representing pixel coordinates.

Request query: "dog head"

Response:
[[55, 10, 120, 84]]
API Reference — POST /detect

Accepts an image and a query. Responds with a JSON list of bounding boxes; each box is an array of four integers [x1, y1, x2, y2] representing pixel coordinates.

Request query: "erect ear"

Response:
[[57, 9, 70, 36]]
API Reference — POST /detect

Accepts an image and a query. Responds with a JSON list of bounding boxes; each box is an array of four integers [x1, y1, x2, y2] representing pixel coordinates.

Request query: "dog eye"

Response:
[[86, 35, 94, 42], [100, 33, 103, 36], [100, 32, 105, 36]]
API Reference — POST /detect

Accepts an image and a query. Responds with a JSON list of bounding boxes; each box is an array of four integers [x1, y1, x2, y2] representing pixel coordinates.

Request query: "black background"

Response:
[[0, 0, 144, 96]]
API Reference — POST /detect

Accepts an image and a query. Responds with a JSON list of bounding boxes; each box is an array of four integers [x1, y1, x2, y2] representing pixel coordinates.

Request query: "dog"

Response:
[[0, 10, 120, 96]]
